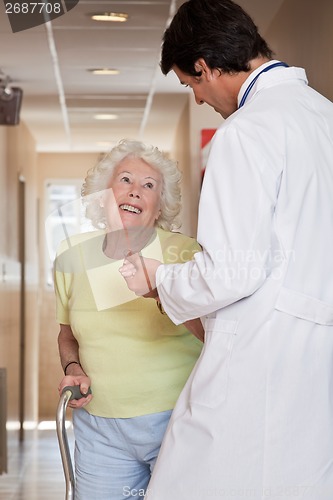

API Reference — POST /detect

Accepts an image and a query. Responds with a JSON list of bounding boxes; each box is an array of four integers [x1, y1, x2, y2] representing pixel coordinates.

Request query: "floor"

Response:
[[0, 425, 74, 500]]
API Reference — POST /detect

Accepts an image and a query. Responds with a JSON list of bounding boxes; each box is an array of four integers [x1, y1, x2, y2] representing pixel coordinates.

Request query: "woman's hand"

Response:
[[119, 253, 162, 296], [58, 374, 93, 409]]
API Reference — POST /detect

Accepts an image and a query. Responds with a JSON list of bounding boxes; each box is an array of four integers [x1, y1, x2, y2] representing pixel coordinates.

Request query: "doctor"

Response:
[[120, 0, 333, 498]]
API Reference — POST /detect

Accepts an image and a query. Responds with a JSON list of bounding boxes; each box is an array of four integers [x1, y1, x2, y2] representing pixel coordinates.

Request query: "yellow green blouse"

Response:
[[54, 228, 202, 418]]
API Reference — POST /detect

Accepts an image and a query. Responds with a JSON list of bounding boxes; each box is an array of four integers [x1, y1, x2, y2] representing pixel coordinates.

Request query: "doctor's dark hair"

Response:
[[82, 139, 182, 231], [160, 0, 273, 76]]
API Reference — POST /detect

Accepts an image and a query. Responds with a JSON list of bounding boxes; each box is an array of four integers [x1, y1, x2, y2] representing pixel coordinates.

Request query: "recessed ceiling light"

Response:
[[91, 12, 128, 22], [94, 114, 118, 120], [88, 68, 120, 75]]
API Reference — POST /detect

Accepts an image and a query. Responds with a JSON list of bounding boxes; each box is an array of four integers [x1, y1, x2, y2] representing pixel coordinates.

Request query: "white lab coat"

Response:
[[146, 63, 333, 500]]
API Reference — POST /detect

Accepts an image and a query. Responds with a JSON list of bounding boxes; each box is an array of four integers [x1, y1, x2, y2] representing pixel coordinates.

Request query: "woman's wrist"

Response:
[[63, 360, 82, 375]]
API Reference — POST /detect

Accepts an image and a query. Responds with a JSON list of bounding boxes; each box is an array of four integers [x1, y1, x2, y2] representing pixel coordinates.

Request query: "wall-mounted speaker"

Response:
[[0, 87, 23, 126]]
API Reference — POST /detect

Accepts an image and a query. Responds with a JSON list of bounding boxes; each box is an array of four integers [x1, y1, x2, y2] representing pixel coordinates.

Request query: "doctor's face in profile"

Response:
[[172, 62, 239, 119]]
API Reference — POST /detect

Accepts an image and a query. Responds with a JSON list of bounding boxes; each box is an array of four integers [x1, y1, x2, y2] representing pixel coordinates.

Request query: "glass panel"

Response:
[[44, 180, 93, 286]]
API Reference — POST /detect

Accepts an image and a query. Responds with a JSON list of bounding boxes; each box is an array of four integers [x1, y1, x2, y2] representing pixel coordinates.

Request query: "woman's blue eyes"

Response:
[[120, 177, 153, 188]]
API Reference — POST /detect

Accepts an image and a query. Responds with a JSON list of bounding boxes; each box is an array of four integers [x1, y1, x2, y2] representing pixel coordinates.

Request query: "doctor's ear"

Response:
[[194, 58, 212, 80]]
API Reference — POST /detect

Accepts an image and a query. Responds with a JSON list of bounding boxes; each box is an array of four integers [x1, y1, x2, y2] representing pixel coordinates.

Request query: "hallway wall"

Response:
[[266, 0, 333, 103], [0, 122, 39, 425], [172, 100, 193, 237]]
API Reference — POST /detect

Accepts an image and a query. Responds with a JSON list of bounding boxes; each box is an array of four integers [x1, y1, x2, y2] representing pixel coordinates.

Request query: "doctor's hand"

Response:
[[119, 253, 162, 297]]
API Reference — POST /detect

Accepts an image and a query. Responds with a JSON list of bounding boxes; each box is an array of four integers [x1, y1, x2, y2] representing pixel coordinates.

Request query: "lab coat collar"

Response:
[[237, 60, 308, 108]]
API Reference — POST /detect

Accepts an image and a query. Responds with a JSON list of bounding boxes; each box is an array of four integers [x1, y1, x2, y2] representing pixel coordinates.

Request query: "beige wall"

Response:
[[172, 100, 192, 237], [266, 0, 333, 102], [0, 128, 20, 422], [0, 122, 39, 425]]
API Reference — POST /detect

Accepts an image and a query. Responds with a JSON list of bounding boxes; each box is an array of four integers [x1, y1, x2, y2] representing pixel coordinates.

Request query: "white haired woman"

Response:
[[55, 139, 203, 499]]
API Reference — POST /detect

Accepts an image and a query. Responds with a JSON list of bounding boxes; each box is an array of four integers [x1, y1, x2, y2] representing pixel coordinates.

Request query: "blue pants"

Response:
[[72, 408, 172, 500]]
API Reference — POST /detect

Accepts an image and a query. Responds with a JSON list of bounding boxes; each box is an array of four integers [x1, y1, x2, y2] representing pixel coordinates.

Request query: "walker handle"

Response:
[[61, 385, 92, 400]]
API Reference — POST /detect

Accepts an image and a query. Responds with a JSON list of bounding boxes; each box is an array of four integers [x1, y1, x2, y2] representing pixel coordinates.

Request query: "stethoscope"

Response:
[[238, 61, 289, 108]]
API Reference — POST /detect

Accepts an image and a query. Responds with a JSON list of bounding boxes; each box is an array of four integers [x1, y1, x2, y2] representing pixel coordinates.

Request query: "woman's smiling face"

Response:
[[105, 156, 162, 230]]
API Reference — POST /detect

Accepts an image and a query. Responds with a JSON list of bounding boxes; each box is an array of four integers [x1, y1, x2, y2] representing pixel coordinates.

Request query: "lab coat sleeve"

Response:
[[156, 122, 284, 324]]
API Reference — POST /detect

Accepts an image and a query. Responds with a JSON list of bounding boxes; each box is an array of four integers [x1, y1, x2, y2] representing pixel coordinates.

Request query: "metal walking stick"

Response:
[[56, 385, 91, 500]]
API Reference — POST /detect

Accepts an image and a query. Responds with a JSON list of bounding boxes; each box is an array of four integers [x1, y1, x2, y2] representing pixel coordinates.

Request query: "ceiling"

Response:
[[0, 0, 287, 153]]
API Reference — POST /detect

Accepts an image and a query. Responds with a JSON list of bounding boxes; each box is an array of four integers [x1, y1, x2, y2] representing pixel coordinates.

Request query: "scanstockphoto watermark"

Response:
[[123, 485, 148, 497], [165, 244, 296, 267], [142, 484, 319, 498], [3, 0, 79, 33], [164, 244, 296, 282]]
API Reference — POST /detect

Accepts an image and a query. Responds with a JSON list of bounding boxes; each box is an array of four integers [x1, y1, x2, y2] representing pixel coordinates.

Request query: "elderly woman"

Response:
[[55, 139, 203, 500]]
